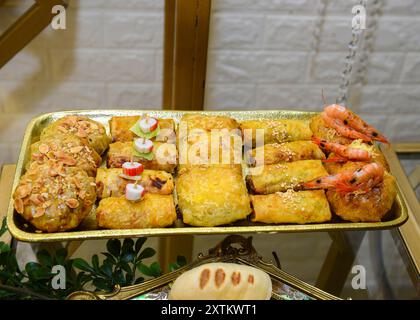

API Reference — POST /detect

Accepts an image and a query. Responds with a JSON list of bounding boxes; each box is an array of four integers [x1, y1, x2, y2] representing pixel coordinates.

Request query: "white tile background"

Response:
[[0, 0, 418, 298]]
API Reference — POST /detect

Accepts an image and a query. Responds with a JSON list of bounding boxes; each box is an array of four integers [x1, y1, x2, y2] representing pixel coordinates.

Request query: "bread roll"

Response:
[[169, 263, 272, 300]]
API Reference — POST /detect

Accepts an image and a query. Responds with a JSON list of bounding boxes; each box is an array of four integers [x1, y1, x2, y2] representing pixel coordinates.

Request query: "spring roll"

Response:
[[179, 114, 240, 132], [177, 130, 243, 175], [251, 190, 331, 224], [96, 168, 174, 198], [96, 194, 177, 229], [246, 160, 328, 194], [109, 116, 175, 143], [107, 141, 177, 173], [246, 141, 325, 166], [240, 119, 312, 145], [176, 166, 252, 226]]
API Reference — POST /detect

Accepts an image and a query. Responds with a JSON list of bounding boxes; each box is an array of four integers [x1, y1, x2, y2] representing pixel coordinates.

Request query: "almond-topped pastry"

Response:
[[29, 134, 101, 177], [13, 161, 97, 232], [41, 115, 110, 155]]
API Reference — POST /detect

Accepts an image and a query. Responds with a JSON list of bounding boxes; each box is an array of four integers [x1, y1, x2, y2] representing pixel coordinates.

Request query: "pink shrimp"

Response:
[[311, 136, 372, 163], [321, 112, 372, 142], [324, 104, 389, 144], [303, 162, 384, 194]]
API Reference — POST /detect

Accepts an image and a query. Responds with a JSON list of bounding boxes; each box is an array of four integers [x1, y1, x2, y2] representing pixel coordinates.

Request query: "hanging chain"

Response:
[[336, 0, 366, 105], [309, 0, 329, 79], [353, 0, 384, 86]]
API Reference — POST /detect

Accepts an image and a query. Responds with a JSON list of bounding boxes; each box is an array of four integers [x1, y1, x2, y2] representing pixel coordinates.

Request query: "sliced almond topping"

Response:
[[14, 198, 24, 214], [29, 194, 43, 205], [49, 169, 58, 177], [57, 125, 68, 133], [15, 184, 32, 199], [61, 156, 77, 166], [78, 190, 86, 200], [69, 146, 84, 154], [65, 198, 79, 209], [38, 143, 50, 154], [75, 128, 88, 138], [33, 207, 45, 218]]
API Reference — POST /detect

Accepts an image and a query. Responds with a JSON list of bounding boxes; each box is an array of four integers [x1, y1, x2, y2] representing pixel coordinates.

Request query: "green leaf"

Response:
[[138, 247, 156, 261], [91, 255, 99, 271], [100, 263, 113, 278], [132, 148, 155, 161], [0, 218, 7, 237], [101, 252, 116, 264], [72, 258, 95, 273], [0, 242, 10, 253], [122, 238, 134, 255], [93, 278, 112, 292], [54, 248, 67, 265], [150, 262, 162, 277], [130, 123, 160, 140], [176, 255, 187, 267], [33, 267, 53, 280], [120, 261, 132, 275], [36, 250, 52, 267], [121, 251, 135, 263], [125, 272, 134, 285], [134, 277, 145, 284], [106, 239, 121, 257], [137, 263, 152, 276], [114, 270, 125, 286], [168, 263, 178, 272], [135, 238, 147, 254], [25, 262, 41, 273]]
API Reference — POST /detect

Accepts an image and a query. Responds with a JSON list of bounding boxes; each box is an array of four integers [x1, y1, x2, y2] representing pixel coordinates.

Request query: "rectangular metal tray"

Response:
[[7, 110, 409, 242]]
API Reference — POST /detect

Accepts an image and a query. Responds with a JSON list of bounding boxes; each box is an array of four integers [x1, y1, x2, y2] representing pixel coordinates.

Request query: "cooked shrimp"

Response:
[[324, 104, 389, 144], [321, 112, 372, 142], [303, 162, 384, 194], [311, 136, 372, 162]]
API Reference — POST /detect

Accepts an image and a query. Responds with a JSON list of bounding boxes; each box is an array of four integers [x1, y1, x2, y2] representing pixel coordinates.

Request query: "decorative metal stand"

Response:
[[67, 235, 341, 300]]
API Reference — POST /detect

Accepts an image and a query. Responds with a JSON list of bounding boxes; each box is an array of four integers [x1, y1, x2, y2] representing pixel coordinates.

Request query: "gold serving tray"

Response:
[[7, 110, 409, 242]]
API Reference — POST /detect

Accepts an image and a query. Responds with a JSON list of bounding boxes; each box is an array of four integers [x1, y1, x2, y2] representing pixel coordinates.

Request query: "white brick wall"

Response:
[[205, 0, 420, 145], [0, 0, 164, 166]]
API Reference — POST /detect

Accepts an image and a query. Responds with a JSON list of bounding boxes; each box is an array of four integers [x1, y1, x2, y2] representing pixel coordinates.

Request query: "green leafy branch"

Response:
[[0, 218, 186, 300]]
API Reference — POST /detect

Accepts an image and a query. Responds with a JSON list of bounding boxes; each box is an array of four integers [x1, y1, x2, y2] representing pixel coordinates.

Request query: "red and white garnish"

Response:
[[125, 183, 145, 201], [134, 138, 154, 154], [138, 117, 158, 133], [122, 161, 144, 177]]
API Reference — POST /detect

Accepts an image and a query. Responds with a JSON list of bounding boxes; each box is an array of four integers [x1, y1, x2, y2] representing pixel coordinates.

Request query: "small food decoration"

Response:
[[130, 115, 160, 139], [125, 183, 146, 201], [169, 263, 272, 300], [133, 138, 155, 160], [121, 160, 147, 202], [121, 161, 144, 180]]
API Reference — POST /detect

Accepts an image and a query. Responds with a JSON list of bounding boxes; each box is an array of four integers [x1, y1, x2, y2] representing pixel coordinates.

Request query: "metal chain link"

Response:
[[309, 0, 329, 79], [353, 0, 384, 86], [336, 0, 366, 105]]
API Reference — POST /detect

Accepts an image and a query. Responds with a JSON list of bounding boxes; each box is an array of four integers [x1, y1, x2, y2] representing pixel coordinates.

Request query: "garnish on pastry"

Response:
[[130, 115, 160, 139], [133, 138, 155, 160], [120, 161, 144, 180], [125, 183, 145, 201]]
